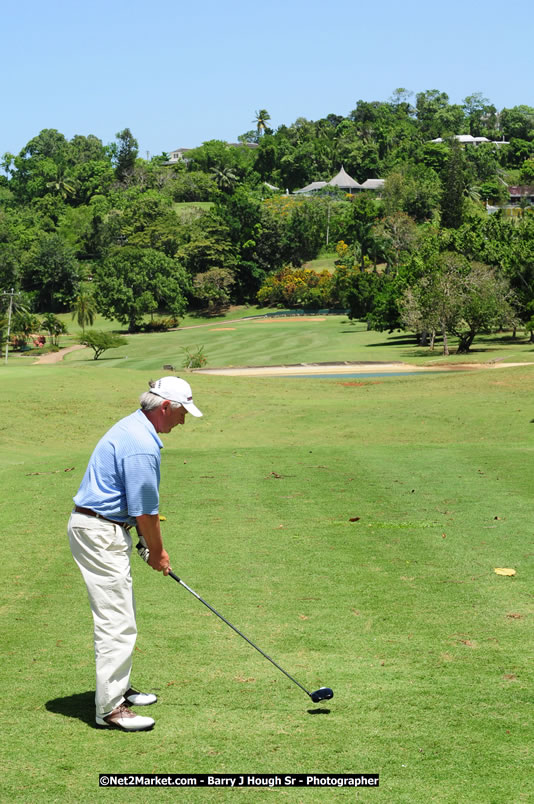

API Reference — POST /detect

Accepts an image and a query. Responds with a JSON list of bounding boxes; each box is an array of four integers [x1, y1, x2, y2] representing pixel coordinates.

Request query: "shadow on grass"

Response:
[[70, 356, 128, 363], [307, 707, 331, 715], [46, 690, 98, 728], [364, 336, 420, 348], [189, 308, 230, 320]]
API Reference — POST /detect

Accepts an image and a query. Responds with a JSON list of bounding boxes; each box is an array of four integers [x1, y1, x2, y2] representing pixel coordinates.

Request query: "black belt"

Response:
[[74, 505, 134, 531]]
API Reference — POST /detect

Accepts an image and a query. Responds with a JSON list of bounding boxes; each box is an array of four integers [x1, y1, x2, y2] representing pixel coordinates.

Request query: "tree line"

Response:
[[1, 90, 534, 353]]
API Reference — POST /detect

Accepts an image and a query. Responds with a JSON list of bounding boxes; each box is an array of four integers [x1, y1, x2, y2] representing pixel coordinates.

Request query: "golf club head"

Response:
[[310, 687, 334, 703]]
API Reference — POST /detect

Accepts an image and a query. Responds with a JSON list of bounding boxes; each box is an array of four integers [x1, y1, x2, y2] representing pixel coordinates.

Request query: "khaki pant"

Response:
[[68, 511, 137, 716]]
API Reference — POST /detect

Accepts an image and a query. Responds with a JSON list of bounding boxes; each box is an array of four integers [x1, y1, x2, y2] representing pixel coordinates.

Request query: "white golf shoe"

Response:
[[96, 704, 155, 731], [124, 687, 158, 706]]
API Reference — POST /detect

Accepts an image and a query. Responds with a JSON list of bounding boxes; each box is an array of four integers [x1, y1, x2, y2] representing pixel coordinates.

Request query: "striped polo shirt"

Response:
[[73, 409, 164, 525]]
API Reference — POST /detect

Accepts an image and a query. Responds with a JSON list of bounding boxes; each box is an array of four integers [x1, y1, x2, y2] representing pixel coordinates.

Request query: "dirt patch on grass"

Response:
[[33, 344, 87, 364], [209, 327, 236, 331]]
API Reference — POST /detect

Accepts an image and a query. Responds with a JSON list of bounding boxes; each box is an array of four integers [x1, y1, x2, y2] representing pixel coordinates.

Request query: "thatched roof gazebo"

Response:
[[327, 166, 362, 191]]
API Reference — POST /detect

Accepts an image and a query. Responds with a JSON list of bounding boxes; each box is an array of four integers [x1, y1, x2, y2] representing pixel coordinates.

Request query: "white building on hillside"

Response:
[[429, 135, 509, 146], [166, 148, 191, 163]]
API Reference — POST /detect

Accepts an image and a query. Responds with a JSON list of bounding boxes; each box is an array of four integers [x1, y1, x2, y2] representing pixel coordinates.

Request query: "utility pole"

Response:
[[3, 288, 16, 364]]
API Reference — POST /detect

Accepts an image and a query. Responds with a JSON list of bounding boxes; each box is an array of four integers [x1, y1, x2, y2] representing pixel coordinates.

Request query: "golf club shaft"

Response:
[[168, 570, 312, 697]]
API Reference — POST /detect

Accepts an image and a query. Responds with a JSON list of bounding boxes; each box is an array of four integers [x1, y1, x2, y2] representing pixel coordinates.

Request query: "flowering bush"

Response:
[[257, 265, 332, 308]]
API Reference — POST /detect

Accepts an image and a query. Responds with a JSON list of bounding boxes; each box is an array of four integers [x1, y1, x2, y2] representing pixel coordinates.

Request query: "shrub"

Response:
[[138, 316, 179, 332], [181, 345, 207, 369], [257, 265, 332, 308]]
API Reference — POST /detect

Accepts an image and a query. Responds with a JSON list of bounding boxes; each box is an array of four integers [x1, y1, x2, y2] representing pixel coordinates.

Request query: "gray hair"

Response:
[[139, 381, 183, 411]]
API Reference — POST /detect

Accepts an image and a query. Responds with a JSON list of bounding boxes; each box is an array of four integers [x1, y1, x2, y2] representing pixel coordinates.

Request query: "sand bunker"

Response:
[[195, 361, 533, 377]]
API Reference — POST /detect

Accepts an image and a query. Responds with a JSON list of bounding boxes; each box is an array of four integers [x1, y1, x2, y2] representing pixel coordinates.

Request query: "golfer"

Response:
[[68, 377, 202, 731]]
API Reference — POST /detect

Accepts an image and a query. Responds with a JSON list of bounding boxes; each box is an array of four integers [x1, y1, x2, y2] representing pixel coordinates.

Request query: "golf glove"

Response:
[[136, 531, 150, 563]]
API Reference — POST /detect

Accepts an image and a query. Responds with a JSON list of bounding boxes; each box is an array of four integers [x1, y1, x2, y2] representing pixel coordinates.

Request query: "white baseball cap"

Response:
[[150, 377, 203, 417]]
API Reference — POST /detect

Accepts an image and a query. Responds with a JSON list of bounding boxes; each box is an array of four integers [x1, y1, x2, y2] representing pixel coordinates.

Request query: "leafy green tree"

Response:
[[193, 268, 235, 311], [330, 263, 382, 320], [69, 159, 115, 203], [176, 212, 236, 276], [169, 170, 217, 202], [94, 246, 190, 332], [383, 165, 441, 222], [400, 253, 517, 354], [499, 106, 534, 142], [421, 142, 450, 174], [462, 93, 496, 137], [40, 312, 67, 345], [283, 197, 327, 265], [345, 194, 382, 269], [416, 90, 458, 138], [68, 134, 109, 164], [519, 158, 534, 184], [373, 212, 418, 270], [78, 329, 127, 359], [7, 129, 71, 202], [238, 130, 258, 145], [366, 273, 405, 333], [497, 214, 534, 330], [114, 128, 139, 182], [441, 139, 466, 228], [452, 262, 517, 352], [22, 234, 80, 311], [478, 179, 509, 205], [111, 189, 181, 256], [463, 142, 502, 183], [185, 140, 254, 180], [10, 310, 41, 350], [400, 256, 463, 354], [389, 88, 414, 114], [214, 188, 273, 300], [0, 211, 24, 289], [503, 138, 534, 168]]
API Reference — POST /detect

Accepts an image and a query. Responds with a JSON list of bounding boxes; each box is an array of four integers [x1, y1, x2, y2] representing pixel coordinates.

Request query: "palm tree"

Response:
[[254, 109, 271, 138], [41, 312, 68, 346], [71, 289, 97, 333], [210, 166, 238, 193], [464, 183, 481, 203], [46, 167, 76, 200]]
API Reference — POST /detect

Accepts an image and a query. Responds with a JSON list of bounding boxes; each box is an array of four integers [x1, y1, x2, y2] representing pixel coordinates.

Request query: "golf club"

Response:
[[167, 570, 333, 704]]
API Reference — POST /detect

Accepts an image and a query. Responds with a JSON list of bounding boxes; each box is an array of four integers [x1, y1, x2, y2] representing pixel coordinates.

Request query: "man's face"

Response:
[[159, 401, 188, 433]]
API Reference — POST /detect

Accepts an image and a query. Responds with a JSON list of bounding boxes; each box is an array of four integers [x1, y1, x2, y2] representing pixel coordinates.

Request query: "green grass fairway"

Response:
[[2, 332, 534, 801], [50, 317, 534, 372], [303, 252, 338, 273]]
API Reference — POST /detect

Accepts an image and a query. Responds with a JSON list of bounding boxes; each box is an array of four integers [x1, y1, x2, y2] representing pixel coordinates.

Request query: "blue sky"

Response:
[[2, 0, 533, 159]]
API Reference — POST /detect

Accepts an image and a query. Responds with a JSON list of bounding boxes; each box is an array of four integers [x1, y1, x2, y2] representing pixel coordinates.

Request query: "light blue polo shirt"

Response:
[[73, 409, 164, 525]]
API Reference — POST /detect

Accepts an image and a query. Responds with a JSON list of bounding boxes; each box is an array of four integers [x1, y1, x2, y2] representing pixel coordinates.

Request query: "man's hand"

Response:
[[148, 547, 171, 575], [136, 513, 171, 575]]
